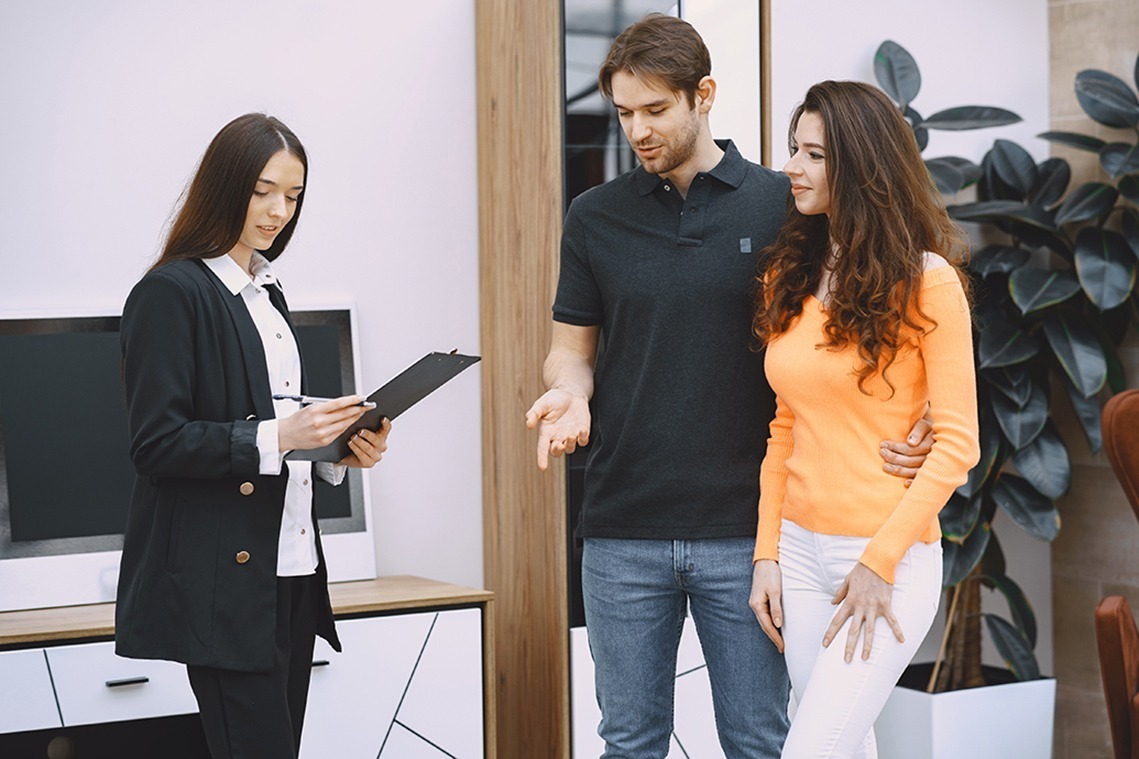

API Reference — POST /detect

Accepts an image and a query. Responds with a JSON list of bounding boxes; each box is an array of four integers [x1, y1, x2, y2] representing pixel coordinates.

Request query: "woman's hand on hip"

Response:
[[823, 562, 904, 662], [338, 417, 391, 469], [278, 395, 370, 452], [749, 559, 785, 653]]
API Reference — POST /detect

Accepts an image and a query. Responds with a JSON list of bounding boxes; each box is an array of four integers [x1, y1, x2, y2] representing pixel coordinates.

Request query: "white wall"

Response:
[[769, 0, 1050, 173], [684, 0, 762, 162], [0, 1, 483, 591]]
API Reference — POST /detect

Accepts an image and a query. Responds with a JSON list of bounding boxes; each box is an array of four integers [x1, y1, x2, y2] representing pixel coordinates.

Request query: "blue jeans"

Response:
[[582, 537, 790, 758]]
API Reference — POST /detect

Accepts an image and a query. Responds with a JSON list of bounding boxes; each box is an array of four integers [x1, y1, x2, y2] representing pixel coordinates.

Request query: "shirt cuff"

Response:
[[257, 419, 284, 475], [315, 461, 347, 487]]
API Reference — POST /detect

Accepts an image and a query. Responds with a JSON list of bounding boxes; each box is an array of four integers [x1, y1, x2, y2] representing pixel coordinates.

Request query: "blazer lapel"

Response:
[[196, 260, 276, 421]]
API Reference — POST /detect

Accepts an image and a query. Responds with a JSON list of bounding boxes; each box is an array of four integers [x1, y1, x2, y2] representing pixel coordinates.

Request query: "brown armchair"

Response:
[[1103, 388, 1139, 522], [1098, 389, 1139, 758], [1096, 596, 1139, 759]]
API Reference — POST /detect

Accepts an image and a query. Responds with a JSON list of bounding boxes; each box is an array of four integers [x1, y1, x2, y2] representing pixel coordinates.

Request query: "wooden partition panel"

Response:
[[476, 2, 569, 758]]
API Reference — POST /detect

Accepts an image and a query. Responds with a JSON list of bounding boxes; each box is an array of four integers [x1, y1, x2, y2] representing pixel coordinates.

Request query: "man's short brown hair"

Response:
[[598, 13, 712, 107]]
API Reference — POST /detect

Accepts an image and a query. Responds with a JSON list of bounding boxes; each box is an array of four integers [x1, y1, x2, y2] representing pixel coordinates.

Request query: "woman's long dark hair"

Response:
[[753, 80, 969, 395], [149, 113, 307, 272]]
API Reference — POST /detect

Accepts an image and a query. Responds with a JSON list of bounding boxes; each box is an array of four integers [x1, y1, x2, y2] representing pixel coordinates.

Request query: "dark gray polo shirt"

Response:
[[554, 140, 790, 540]]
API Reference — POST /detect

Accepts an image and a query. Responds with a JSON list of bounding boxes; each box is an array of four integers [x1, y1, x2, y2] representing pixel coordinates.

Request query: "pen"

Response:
[[272, 394, 377, 408]]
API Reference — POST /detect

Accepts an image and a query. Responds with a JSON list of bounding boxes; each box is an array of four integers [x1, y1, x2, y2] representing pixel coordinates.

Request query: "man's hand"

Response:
[[525, 388, 591, 470], [822, 562, 903, 662], [749, 559, 785, 652], [880, 412, 934, 484]]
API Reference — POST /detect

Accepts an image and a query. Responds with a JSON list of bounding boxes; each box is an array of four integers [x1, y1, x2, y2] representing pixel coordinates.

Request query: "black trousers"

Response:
[[186, 574, 321, 759]]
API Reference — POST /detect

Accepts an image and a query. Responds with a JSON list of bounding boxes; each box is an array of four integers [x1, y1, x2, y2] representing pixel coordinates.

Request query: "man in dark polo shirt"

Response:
[[525, 14, 932, 758]]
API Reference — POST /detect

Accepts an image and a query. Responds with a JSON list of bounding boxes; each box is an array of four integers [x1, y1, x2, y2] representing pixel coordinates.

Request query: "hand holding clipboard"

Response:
[[285, 351, 480, 462]]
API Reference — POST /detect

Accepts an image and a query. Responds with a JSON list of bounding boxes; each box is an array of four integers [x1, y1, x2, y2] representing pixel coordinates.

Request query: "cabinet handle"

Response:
[[105, 676, 150, 688], [311, 659, 330, 668]]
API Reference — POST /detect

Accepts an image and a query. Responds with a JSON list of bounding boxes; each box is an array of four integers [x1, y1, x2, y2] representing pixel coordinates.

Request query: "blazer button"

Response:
[[235, 551, 251, 564], [239, 482, 255, 496]]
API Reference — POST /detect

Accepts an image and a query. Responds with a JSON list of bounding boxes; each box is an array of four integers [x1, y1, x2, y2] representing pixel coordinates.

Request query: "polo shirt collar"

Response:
[[203, 252, 278, 295], [633, 139, 747, 196]]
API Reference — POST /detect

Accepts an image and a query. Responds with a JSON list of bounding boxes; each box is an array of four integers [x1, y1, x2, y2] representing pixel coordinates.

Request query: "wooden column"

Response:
[[476, 2, 569, 758]]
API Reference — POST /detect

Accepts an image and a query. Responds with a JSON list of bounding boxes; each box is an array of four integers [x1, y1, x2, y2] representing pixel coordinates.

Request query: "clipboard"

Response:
[[286, 351, 480, 462]]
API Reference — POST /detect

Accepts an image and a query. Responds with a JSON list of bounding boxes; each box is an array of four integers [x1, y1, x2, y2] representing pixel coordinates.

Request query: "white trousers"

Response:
[[778, 519, 942, 759]]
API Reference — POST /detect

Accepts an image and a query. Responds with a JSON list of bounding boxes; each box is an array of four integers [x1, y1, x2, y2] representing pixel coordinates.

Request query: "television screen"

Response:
[[0, 308, 374, 611]]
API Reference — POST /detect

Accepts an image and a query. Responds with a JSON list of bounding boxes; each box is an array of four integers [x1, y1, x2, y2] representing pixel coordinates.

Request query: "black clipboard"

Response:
[[286, 351, 480, 462]]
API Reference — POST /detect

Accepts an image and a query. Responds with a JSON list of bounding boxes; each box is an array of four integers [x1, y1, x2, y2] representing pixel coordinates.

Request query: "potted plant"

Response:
[[867, 40, 1139, 758]]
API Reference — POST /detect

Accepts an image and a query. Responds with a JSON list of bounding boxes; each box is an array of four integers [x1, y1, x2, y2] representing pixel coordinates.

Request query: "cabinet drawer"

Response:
[[46, 641, 197, 726], [0, 649, 62, 733], [302, 608, 484, 758]]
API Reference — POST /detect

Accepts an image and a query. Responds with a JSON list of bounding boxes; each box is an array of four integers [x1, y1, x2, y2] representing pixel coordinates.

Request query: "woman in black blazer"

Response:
[[115, 113, 390, 759]]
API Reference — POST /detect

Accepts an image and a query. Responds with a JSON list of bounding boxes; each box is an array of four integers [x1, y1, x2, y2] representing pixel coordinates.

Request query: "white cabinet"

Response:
[[0, 650, 61, 733], [301, 607, 484, 758], [46, 641, 197, 726], [0, 577, 494, 757]]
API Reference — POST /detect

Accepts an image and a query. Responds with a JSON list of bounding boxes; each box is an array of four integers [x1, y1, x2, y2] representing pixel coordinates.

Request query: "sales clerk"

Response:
[[115, 113, 391, 759]]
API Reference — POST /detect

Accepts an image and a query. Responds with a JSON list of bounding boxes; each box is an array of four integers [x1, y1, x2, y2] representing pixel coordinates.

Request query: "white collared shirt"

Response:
[[203, 253, 335, 577]]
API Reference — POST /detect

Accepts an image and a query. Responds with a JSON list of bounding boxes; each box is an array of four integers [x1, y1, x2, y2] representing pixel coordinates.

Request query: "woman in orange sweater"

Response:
[[749, 80, 980, 758]]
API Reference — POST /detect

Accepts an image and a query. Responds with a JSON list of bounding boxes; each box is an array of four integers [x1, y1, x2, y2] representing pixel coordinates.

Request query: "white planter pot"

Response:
[[874, 666, 1056, 759]]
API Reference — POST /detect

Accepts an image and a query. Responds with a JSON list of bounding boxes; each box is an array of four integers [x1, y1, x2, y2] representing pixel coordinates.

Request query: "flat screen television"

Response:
[[0, 307, 375, 612]]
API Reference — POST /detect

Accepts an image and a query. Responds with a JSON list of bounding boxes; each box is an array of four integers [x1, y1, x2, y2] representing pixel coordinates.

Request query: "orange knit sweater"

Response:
[[753, 265, 980, 583]]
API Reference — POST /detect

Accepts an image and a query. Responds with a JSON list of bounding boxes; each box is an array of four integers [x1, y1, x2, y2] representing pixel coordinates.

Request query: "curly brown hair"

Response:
[[752, 80, 970, 395]]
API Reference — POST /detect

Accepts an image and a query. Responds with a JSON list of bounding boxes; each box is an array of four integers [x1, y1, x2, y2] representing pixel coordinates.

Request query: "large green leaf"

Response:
[[977, 319, 1039, 368], [984, 614, 1043, 680], [1074, 227, 1137, 310], [991, 140, 1038, 198], [926, 158, 964, 195], [990, 380, 1047, 448], [1036, 130, 1107, 153], [1055, 182, 1120, 225], [1029, 158, 1071, 209], [919, 106, 1022, 131], [933, 156, 982, 184], [874, 41, 921, 108], [982, 365, 1034, 406], [981, 573, 1038, 648], [943, 521, 991, 586], [1009, 266, 1081, 314], [979, 150, 1022, 202], [980, 530, 1007, 577], [905, 105, 930, 152], [970, 244, 1031, 278], [991, 472, 1062, 539], [941, 491, 983, 541], [1108, 341, 1128, 394], [1123, 208, 1139, 260], [957, 407, 1003, 498], [1075, 69, 1139, 128], [1120, 173, 1139, 204], [1042, 313, 1109, 396], [949, 200, 1056, 231], [1010, 424, 1071, 499], [1063, 377, 1104, 454], [1100, 143, 1139, 178], [927, 155, 986, 194]]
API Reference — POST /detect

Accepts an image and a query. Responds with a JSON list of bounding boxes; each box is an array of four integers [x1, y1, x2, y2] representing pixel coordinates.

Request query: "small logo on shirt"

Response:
[[740, 237, 752, 254]]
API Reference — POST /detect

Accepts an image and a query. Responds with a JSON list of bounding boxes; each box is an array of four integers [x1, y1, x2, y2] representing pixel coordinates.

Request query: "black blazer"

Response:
[[115, 259, 340, 672]]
